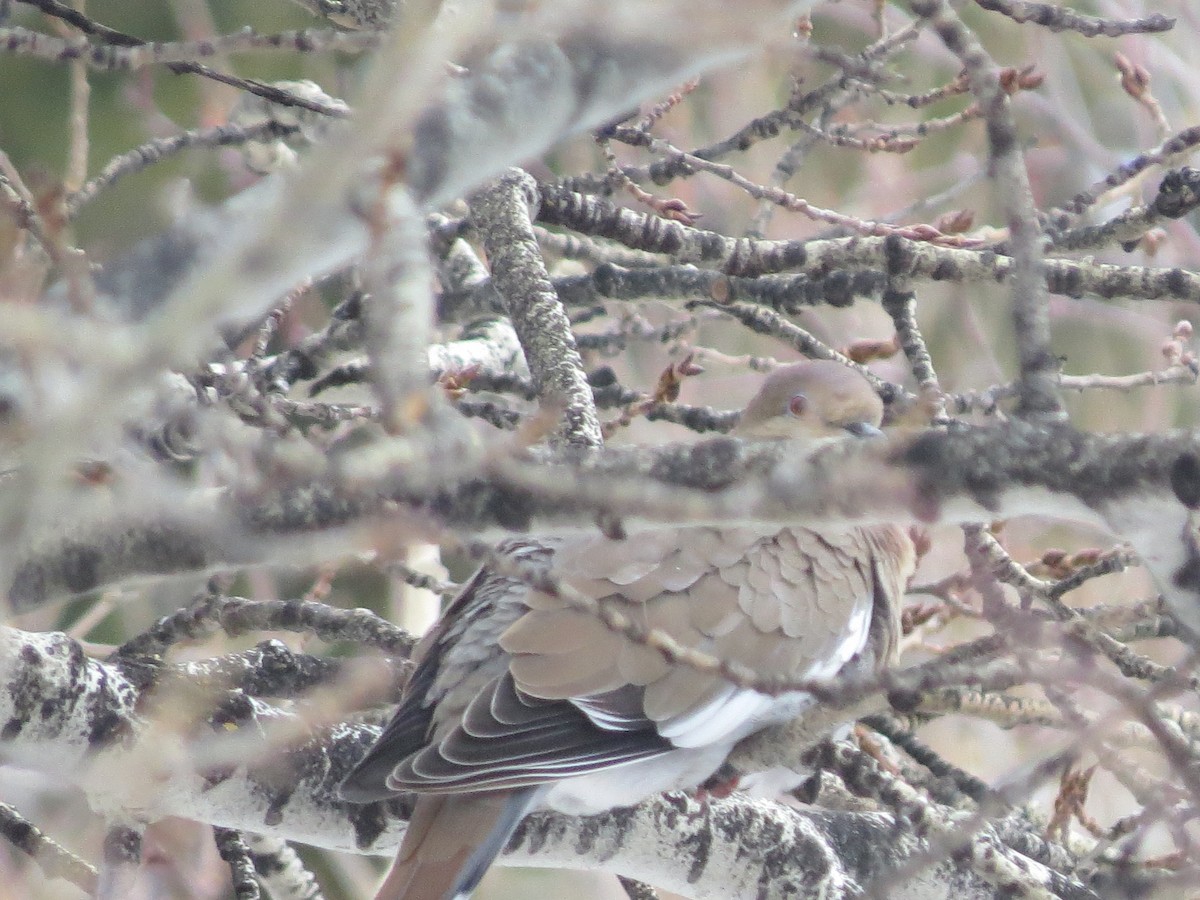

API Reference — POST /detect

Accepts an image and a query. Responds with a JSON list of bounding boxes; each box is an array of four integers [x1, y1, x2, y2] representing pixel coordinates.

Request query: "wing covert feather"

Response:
[[499, 526, 907, 744], [384, 524, 914, 796]]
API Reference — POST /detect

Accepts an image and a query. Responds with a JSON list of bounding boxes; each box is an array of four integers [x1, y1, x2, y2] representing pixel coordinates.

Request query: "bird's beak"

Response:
[[843, 421, 883, 438]]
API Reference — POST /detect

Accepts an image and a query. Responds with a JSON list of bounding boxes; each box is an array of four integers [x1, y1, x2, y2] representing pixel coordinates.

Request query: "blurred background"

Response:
[[2, 0, 1199, 897]]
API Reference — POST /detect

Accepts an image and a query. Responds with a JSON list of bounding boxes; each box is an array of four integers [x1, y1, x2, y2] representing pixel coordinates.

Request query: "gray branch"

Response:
[[9, 424, 1200, 636], [0, 624, 1088, 900], [913, 0, 1062, 423], [470, 169, 603, 449]]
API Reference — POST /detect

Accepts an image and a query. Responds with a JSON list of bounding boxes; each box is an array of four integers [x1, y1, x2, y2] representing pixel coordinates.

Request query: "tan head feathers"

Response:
[[733, 360, 884, 440]]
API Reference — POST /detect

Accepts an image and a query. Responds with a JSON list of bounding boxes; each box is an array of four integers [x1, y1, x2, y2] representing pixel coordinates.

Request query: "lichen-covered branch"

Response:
[[0, 622, 1084, 900], [9, 424, 1200, 634], [469, 169, 602, 448], [4, 2, 1200, 897], [913, 0, 1062, 423]]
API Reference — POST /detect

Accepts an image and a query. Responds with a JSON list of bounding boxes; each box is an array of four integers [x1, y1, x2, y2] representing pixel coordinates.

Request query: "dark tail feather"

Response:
[[449, 788, 540, 898], [375, 788, 541, 900]]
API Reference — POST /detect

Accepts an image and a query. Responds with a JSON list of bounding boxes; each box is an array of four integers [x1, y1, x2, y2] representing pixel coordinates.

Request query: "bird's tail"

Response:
[[374, 788, 540, 900]]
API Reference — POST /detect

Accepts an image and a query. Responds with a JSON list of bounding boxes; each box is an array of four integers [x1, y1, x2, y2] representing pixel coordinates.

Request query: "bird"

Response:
[[340, 360, 916, 900]]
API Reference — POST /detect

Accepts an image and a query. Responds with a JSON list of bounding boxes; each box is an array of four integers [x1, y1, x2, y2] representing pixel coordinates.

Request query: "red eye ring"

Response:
[[787, 393, 807, 417]]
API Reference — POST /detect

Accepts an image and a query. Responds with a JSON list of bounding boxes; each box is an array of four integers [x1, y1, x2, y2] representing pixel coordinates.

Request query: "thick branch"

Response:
[[0, 623, 1074, 900], [469, 169, 602, 448], [536, 188, 1200, 303], [10, 424, 1200, 633]]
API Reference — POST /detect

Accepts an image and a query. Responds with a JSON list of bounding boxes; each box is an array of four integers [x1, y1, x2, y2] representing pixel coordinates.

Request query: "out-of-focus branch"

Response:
[[0, 802, 98, 894], [0, 622, 1084, 900], [3, 0, 820, 602], [10, 424, 1200, 634], [973, 0, 1174, 39], [243, 833, 326, 900], [358, 186, 436, 431]]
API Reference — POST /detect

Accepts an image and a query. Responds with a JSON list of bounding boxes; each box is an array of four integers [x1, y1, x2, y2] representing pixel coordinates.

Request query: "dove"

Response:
[[341, 360, 915, 900]]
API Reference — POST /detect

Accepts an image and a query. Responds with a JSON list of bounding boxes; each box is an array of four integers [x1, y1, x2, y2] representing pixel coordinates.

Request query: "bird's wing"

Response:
[[374, 525, 911, 795], [507, 526, 907, 749], [389, 670, 673, 792], [341, 542, 551, 801]]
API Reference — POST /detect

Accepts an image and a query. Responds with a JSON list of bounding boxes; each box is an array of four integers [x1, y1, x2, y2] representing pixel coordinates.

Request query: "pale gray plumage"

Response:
[[341, 360, 915, 900]]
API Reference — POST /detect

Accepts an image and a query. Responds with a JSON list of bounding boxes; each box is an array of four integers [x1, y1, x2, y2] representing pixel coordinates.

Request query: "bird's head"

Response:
[[732, 360, 884, 442]]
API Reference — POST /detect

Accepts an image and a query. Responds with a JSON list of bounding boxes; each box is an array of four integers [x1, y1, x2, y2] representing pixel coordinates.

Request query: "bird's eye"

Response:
[[787, 393, 808, 417]]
